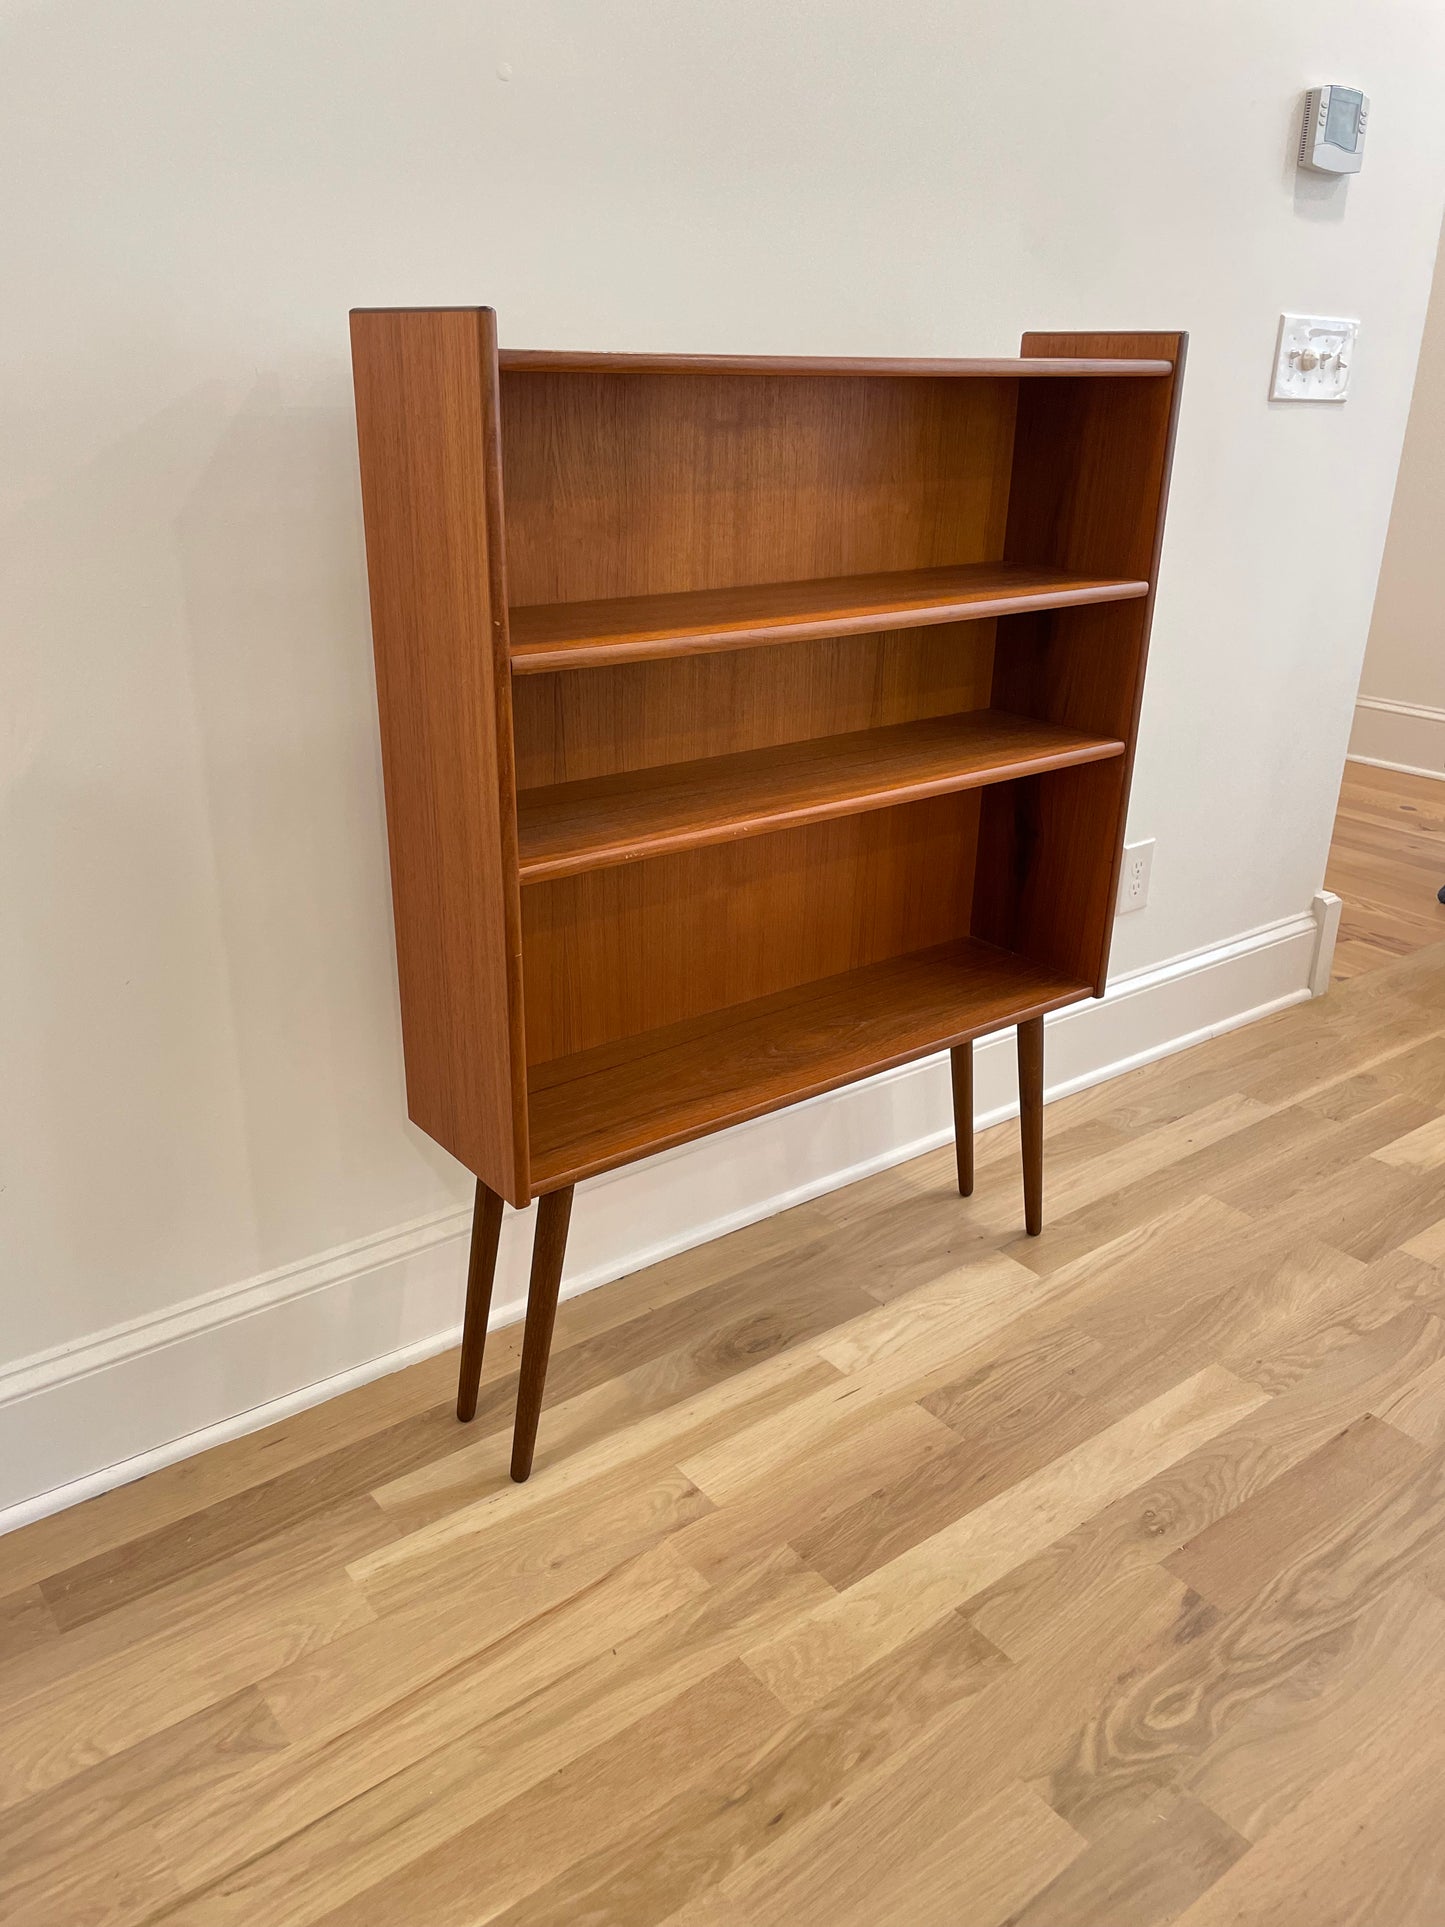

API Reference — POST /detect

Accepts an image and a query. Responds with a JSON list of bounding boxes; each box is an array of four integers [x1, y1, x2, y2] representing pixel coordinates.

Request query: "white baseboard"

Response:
[[1348, 695, 1445, 780], [0, 908, 1322, 1534], [1310, 889, 1343, 997]]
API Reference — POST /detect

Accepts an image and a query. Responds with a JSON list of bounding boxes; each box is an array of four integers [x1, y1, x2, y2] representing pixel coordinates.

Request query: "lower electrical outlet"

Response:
[[1117, 838, 1154, 914]]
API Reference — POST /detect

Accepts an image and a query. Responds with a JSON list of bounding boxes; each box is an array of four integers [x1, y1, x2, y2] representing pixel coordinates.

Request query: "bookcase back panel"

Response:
[[990, 603, 1149, 745], [511, 622, 997, 787], [972, 758, 1127, 988], [521, 792, 981, 1064], [976, 601, 1148, 991], [1005, 351, 1182, 583], [499, 374, 1017, 607]]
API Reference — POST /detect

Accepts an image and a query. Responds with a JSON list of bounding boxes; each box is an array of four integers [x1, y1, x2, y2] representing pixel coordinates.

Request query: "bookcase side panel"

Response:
[[350, 307, 530, 1203], [980, 333, 1185, 993]]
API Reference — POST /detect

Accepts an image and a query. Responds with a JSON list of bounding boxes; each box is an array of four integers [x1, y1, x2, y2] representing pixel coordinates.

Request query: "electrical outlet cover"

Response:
[[1271, 313, 1358, 402], [1117, 838, 1153, 914]]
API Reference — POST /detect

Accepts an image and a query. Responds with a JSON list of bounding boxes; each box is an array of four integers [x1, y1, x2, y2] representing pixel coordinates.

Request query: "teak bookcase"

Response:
[[349, 309, 1185, 1480]]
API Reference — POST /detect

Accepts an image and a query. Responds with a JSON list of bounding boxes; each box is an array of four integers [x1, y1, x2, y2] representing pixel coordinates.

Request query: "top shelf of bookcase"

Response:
[[497, 350, 1175, 378]]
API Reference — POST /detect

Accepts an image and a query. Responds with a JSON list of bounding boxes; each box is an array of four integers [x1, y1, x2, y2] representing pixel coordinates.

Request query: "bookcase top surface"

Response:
[[495, 349, 1174, 378], [348, 312, 1179, 379]]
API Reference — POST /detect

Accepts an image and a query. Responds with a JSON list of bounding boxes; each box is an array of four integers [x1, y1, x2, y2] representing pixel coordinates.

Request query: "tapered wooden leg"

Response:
[[456, 1181, 504, 1423], [510, 1185, 575, 1483], [1018, 1016, 1044, 1237], [949, 1041, 974, 1197]]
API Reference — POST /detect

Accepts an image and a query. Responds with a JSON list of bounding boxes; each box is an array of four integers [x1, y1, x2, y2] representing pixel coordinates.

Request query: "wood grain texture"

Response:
[[527, 940, 1090, 1191], [508, 563, 1147, 673], [456, 1182, 504, 1423], [517, 710, 1124, 883], [979, 331, 1187, 995], [511, 623, 999, 790], [709, 1774, 1085, 1927], [1325, 760, 1445, 981], [6, 944, 1445, 1921], [498, 370, 1019, 609], [483, 1613, 1011, 1927], [1006, 1793, 1248, 1927], [349, 307, 529, 1203], [520, 794, 987, 1065], [511, 1188, 576, 1481]]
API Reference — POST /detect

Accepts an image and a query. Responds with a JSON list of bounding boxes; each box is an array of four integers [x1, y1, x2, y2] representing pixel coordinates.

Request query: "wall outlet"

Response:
[[1117, 838, 1154, 914]]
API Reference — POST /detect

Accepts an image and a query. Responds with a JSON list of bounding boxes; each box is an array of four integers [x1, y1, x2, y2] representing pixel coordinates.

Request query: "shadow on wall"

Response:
[[1283, 107, 1350, 225], [2, 383, 264, 1346], [0, 366, 468, 1360], [174, 369, 467, 1268]]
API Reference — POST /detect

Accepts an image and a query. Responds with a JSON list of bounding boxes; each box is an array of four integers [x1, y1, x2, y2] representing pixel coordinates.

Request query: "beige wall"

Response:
[[4, 1, 1445, 1513], [1352, 213, 1445, 772]]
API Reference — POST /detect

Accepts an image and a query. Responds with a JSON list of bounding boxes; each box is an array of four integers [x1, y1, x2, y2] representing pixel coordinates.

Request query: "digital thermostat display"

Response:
[[1300, 85, 1368, 174], [1324, 88, 1363, 150]]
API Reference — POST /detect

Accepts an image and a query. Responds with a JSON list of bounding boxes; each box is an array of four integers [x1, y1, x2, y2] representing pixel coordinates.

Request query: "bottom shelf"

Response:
[[527, 939, 1092, 1191]]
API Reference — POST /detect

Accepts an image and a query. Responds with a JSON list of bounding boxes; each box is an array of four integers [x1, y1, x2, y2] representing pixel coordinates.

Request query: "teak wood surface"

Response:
[[497, 366, 1022, 610], [349, 314, 1184, 1472], [350, 308, 530, 1206], [507, 562, 1147, 673], [510, 623, 1001, 790], [495, 348, 1176, 377], [526, 938, 1082, 1192], [9, 936, 1445, 1923], [516, 710, 1125, 884]]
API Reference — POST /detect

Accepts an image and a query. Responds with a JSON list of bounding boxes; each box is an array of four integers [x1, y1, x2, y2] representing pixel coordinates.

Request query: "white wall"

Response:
[[4, 0, 1445, 1520], [1350, 214, 1445, 775]]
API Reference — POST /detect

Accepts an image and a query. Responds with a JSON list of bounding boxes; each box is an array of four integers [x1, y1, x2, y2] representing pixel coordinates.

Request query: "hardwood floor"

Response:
[[1326, 759, 1445, 980], [8, 940, 1445, 1922]]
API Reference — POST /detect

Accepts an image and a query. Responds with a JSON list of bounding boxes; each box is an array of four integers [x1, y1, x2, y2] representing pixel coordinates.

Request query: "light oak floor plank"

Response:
[[6, 906, 1445, 1916], [152, 1542, 808, 1900], [1325, 760, 1445, 981]]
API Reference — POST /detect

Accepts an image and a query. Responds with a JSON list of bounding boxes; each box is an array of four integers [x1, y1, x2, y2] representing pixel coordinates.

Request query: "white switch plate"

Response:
[[1117, 838, 1153, 914], [1271, 313, 1358, 402]]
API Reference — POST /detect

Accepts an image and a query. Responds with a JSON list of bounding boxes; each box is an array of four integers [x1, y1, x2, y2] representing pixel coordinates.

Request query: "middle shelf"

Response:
[[516, 708, 1126, 883], [507, 561, 1149, 673]]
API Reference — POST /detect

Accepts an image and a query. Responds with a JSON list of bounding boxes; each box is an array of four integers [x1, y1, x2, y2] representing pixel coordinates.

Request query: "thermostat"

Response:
[[1299, 85, 1368, 174]]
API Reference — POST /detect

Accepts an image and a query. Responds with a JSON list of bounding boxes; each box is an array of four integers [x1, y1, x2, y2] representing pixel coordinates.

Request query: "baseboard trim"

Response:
[[1348, 695, 1445, 781], [1347, 752, 1445, 781], [0, 908, 1319, 1533], [1310, 889, 1343, 996]]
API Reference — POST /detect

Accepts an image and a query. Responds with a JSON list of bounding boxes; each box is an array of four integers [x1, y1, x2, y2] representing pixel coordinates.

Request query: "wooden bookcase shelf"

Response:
[[516, 710, 1125, 884], [528, 939, 1091, 1192], [350, 310, 1185, 1479], [509, 562, 1149, 673]]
